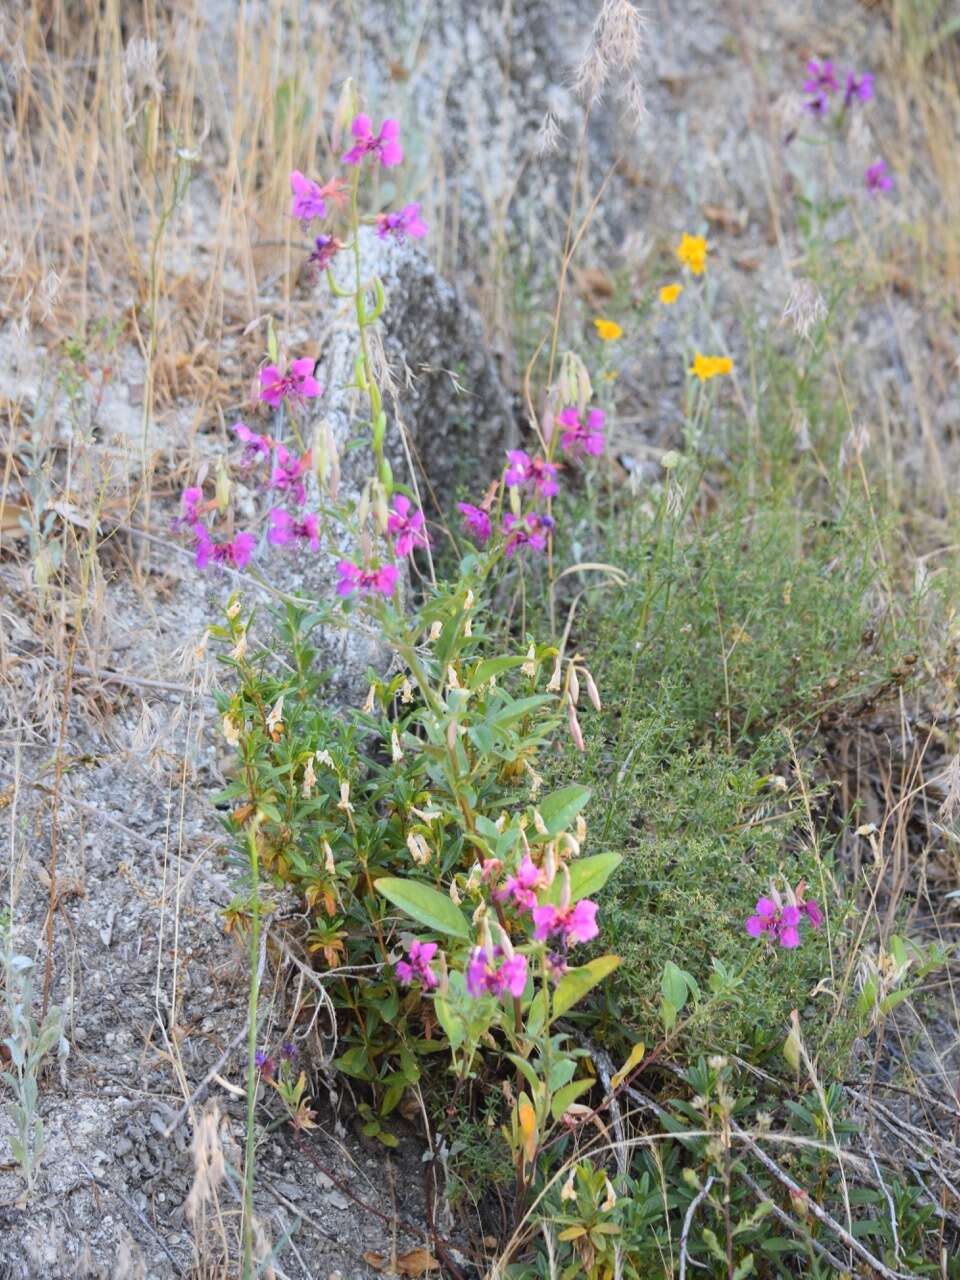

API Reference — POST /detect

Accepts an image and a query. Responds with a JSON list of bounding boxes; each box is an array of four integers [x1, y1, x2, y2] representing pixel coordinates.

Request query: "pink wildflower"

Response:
[[844, 71, 874, 107], [386, 495, 429, 556], [336, 560, 398, 597], [308, 234, 343, 272], [504, 450, 559, 498], [268, 508, 320, 552], [376, 203, 427, 242], [395, 939, 439, 990], [194, 528, 256, 571], [495, 855, 544, 912], [258, 358, 323, 408], [458, 502, 492, 544], [465, 947, 528, 1000], [865, 160, 893, 195], [233, 421, 271, 466], [745, 897, 803, 949], [342, 114, 403, 167], [557, 406, 605, 456], [803, 59, 839, 97], [270, 445, 311, 505], [289, 170, 327, 223], [177, 486, 203, 529], [531, 899, 599, 945], [503, 512, 554, 556]]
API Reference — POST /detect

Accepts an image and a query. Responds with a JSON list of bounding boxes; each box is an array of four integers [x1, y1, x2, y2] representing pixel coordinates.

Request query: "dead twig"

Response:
[[678, 1174, 714, 1279]]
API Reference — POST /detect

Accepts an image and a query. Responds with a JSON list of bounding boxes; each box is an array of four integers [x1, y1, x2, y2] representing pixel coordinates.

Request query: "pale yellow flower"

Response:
[[659, 282, 684, 304]]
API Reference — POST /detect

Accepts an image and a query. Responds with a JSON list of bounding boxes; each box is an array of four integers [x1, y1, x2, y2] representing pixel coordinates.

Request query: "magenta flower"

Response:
[[495, 855, 544, 912], [289, 170, 327, 223], [504, 450, 559, 499], [308, 234, 343, 272], [376, 203, 428, 242], [865, 160, 893, 195], [176, 486, 204, 530], [745, 897, 803, 949], [270, 445, 310, 505], [503, 512, 554, 557], [395, 939, 439, 990], [458, 502, 492, 544], [254, 1049, 275, 1076], [803, 59, 839, 96], [336, 560, 398, 597], [233, 421, 271, 466], [557, 406, 605, 456], [258, 358, 322, 408], [268, 507, 320, 552], [532, 899, 599, 945], [465, 947, 528, 999], [801, 898, 823, 928], [194, 528, 256, 571], [386, 495, 429, 556], [844, 71, 874, 107], [342, 114, 403, 167]]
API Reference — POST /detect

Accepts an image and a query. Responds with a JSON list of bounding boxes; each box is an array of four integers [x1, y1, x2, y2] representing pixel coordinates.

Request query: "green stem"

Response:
[[241, 818, 262, 1280]]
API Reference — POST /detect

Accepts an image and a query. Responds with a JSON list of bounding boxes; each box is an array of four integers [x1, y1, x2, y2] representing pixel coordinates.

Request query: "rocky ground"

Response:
[[1, 0, 954, 1276]]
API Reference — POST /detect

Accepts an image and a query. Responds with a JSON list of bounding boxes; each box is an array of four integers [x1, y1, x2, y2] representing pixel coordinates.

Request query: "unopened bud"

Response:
[[391, 727, 403, 762], [495, 923, 515, 959], [215, 457, 231, 514], [464, 589, 475, 610], [584, 670, 601, 711], [372, 482, 389, 534], [323, 840, 336, 874], [568, 665, 580, 706], [567, 697, 585, 752], [558, 863, 571, 910], [362, 684, 376, 714], [533, 809, 548, 836], [429, 620, 442, 641], [400, 678, 414, 703]]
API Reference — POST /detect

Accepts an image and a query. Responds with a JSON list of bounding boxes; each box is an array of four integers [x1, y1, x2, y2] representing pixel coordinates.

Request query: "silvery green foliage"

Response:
[[1, 949, 69, 1194]]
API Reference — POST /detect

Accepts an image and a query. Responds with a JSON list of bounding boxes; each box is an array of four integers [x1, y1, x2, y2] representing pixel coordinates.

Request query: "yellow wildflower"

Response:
[[659, 282, 684, 305], [675, 232, 708, 276], [689, 353, 734, 382], [593, 317, 623, 341]]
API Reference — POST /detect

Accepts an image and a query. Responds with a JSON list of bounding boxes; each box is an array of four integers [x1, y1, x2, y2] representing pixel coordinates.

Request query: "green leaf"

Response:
[[470, 655, 527, 687], [434, 996, 466, 1052], [545, 853, 623, 905], [374, 877, 470, 939], [504, 1053, 542, 1094], [550, 1078, 594, 1121], [536, 785, 591, 837], [732, 1253, 755, 1280], [553, 955, 621, 1017], [490, 694, 553, 728], [333, 1046, 370, 1079]]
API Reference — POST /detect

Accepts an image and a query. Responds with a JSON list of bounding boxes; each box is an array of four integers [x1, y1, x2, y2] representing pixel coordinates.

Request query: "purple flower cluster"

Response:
[[803, 59, 874, 117], [395, 939, 439, 989], [465, 947, 528, 999], [801, 60, 891, 197], [746, 885, 822, 949]]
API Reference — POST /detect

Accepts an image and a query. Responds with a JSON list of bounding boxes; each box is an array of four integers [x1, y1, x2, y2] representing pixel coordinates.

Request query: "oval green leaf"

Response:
[[374, 877, 471, 939]]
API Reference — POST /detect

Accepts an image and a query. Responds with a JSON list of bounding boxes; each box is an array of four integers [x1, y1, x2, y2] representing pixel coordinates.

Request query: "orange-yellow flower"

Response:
[[688, 353, 733, 381], [659, 282, 684, 305], [593, 317, 623, 341], [675, 232, 708, 276]]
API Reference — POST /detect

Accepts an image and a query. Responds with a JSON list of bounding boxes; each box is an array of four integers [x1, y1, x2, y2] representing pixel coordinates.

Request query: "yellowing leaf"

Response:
[[611, 1042, 645, 1089], [518, 1094, 538, 1166]]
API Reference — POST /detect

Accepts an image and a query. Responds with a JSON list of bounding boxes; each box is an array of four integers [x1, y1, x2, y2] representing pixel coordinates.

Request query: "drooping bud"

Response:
[[568, 665, 580, 706], [546, 656, 562, 692], [584, 669, 602, 711], [567, 696, 585, 752]]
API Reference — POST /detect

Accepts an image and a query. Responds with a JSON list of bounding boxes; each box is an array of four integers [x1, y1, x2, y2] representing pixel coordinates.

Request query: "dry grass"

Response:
[[0, 1, 959, 1273]]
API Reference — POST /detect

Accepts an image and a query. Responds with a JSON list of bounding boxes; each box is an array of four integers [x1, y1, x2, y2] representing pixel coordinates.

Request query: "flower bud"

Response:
[[391, 727, 403, 763], [543, 844, 557, 885], [372, 481, 389, 535], [558, 863, 571, 910], [323, 840, 336, 874], [400, 678, 414, 703], [584, 669, 601, 711], [568, 665, 580, 706], [215, 457, 231, 514], [567, 697, 585, 752], [495, 923, 514, 958], [533, 809, 548, 836]]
